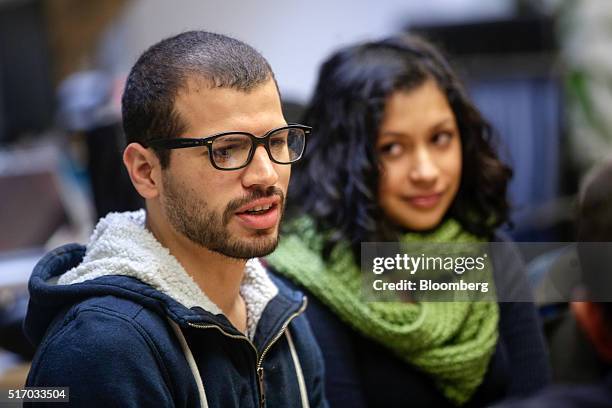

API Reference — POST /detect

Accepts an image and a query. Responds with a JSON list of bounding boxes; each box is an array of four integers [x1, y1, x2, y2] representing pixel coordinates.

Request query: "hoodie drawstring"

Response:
[[286, 328, 310, 408], [168, 319, 209, 408]]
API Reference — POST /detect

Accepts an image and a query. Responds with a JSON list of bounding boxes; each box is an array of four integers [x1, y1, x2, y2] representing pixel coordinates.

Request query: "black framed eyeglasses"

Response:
[[145, 124, 311, 171]]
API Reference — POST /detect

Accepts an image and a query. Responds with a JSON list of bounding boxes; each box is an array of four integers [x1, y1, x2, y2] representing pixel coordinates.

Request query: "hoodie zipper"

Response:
[[187, 297, 307, 408]]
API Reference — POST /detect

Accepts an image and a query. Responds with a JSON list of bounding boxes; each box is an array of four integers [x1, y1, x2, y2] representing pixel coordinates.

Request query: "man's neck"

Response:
[[146, 214, 247, 333]]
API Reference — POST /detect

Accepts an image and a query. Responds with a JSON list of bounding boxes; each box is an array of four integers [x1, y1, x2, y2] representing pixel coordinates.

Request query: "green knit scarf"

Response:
[[266, 217, 499, 405]]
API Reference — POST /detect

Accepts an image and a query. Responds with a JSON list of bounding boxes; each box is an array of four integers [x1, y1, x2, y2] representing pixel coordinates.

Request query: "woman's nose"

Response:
[[409, 148, 439, 184]]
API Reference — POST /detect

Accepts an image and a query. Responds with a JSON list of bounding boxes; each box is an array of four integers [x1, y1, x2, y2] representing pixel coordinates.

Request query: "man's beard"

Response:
[[161, 175, 284, 259]]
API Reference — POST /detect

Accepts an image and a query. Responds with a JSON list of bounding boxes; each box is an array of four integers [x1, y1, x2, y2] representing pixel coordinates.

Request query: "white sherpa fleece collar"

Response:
[[57, 210, 278, 340]]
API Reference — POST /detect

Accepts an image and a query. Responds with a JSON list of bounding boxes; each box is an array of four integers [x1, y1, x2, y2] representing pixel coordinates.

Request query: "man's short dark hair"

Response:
[[122, 30, 275, 167]]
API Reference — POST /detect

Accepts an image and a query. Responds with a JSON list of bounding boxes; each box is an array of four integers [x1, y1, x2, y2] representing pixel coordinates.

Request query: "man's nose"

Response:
[[241, 145, 279, 188]]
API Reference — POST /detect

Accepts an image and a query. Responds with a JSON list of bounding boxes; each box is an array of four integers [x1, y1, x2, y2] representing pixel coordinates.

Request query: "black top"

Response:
[[494, 373, 612, 408], [277, 238, 551, 407]]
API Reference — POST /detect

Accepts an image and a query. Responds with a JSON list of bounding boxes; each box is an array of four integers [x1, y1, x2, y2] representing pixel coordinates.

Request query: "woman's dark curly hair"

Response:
[[289, 35, 512, 257]]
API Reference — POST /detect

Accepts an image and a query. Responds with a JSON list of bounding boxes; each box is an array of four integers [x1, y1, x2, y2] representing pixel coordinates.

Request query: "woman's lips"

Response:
[[404, 193, 443, 209]]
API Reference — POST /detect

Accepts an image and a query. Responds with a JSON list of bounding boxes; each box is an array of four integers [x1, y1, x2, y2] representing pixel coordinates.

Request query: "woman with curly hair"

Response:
[[266, 35, 550, 407]]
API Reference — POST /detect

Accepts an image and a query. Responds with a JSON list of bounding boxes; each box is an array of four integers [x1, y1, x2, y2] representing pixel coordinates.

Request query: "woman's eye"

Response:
[[431, 132, 453, 146], [379, 143, 403, 157]]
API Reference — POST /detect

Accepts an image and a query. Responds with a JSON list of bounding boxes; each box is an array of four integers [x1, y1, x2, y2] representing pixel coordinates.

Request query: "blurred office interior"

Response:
[[1, 0, 612, 390]]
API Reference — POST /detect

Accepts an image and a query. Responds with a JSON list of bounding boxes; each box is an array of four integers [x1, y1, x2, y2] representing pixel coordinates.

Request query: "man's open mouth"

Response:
[[240, 203, 276, 215], [234, 197, 282, 230]]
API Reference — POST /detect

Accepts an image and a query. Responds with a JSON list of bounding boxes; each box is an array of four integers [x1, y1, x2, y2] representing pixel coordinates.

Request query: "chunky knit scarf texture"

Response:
[[266, 217, 499, 405]]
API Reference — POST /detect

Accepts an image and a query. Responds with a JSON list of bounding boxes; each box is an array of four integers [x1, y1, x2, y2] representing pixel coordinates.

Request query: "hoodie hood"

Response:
[[25, 210, 279, 346]]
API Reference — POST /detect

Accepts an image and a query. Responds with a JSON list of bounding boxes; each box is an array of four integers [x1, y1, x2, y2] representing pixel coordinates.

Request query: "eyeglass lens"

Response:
[[210, 127, 305, 169]]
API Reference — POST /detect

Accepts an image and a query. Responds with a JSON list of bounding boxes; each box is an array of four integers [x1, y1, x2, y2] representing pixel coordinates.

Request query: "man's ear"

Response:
[[123, 143, 162, 199], [572, 301, 612, 362]]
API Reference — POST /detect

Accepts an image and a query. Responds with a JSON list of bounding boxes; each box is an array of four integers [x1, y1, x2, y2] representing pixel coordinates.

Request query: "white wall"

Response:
[[99, 0, 514, 102]]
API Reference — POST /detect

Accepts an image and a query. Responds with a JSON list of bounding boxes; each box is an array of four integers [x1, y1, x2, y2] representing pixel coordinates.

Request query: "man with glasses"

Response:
[[24, 31, 326, 408]]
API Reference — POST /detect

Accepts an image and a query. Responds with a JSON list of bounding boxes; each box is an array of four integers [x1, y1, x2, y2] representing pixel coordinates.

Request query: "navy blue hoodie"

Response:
[[23, 211, 327, 408]]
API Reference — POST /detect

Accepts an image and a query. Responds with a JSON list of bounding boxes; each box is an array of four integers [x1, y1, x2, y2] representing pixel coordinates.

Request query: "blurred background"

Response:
[[1, 0, 611, 391]]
